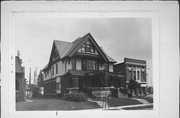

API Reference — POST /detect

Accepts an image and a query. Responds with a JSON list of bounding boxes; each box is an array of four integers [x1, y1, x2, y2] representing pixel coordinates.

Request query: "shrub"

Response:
[[120, 88, 127, 94], [147, 86, 153, 94], [110, 88, 118, 98], [63, 91, 87, 102]]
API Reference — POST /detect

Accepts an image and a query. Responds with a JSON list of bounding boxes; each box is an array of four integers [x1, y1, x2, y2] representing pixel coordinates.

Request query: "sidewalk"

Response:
[[87, 98, 153, 110], [130, 98, 150, 104]]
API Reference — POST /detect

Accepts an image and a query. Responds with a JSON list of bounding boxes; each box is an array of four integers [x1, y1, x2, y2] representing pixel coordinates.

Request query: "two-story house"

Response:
[[42, 33, 124, 96]]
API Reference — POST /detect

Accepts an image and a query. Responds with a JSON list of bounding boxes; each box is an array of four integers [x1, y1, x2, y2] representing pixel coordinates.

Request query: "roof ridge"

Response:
[[54, 40, 71, 44]]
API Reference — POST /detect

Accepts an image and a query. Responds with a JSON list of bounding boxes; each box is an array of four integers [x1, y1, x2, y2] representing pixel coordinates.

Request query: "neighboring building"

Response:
[[114, 58, 147, 95], [16, 56, 26, 101], [42, 33, 124, 96]]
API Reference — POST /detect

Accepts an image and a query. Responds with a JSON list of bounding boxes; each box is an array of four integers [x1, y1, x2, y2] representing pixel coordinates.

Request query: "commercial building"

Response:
[[114, 58, 147, 96]]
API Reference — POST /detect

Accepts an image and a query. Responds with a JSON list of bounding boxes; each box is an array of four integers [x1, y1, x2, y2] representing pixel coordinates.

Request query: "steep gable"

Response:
[[48, 40, 72, 66], [64, 33, 109, 62], [44, 33, 117, 70]]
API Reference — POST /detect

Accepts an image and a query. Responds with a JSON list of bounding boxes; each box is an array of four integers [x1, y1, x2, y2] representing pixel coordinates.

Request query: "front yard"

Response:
[[16, 94, 153, 111], [107, 98, 142, 107], [16, 98, 100, 111]]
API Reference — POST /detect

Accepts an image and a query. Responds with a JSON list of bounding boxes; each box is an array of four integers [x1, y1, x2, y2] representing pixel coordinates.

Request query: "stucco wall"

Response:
[[76, 58, 81, 70], [109, 64, 113, 72]]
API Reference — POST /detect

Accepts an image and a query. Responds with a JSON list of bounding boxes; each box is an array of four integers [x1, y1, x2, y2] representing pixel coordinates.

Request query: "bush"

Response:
[[63, 91, 87, 102], [110, 88, 118, 98], [147, 86, 153, 94], [31, 86, 40, 98], [120, 88, 127, 94]]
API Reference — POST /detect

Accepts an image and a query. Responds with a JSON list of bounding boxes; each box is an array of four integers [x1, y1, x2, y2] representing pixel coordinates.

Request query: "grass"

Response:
[[122, 105, 153, 110], [107, 98, 142, 107], [16, 98, 100, 111]]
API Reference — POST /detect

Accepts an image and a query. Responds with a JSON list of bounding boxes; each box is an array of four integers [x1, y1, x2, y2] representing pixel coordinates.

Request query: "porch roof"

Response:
[[65, 70, 124, 78]]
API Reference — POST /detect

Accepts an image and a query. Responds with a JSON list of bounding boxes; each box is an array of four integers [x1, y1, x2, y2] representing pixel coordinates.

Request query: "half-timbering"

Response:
[[42, 33, 125, 96]]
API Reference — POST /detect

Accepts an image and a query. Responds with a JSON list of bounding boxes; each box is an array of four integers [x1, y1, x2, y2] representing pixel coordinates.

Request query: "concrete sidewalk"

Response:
[[87, 98, 153, 110], [130, 98, 150, 104]]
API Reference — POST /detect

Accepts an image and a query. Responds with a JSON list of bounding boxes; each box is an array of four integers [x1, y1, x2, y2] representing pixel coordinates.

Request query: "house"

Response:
[[42, 33, 124, 96], [113, 58, 147, 96], [16, 56, 26, 101]]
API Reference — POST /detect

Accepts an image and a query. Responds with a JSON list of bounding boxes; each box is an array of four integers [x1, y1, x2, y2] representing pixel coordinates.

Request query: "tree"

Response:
[[128, 79, 140, 97], [37, 70, 44, 87]]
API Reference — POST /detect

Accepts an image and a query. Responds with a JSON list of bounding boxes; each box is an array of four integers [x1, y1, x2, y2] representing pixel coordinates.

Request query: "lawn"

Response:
[[107, 98, 142, 107], [16, 98, 100, 111]]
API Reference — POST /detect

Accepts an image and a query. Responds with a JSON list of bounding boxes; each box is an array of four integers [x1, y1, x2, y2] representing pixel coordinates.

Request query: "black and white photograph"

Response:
[[1, 1, 179, 118], [14, 17, 153, 111]]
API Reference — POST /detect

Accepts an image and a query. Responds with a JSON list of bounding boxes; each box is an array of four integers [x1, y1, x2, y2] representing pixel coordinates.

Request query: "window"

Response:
[[77, 40, 98, 55], [86, 44, 91, 52], [82, 59, 87, 70], [82, 45, 85, 53], [82, 59, 97, 70], [133, 71, 136, 80], [129, 70, 132, 79], [72, 78, 79, 87], [90, 46, 95, 53], [52, 66, 54, 75], [137, 71, 140, 80], [56, 64, 58, 74], [141, 71, 146, 82], [87, 60, 95, 70], [71, 58, 76, 70], [104, 64, 109, 71]]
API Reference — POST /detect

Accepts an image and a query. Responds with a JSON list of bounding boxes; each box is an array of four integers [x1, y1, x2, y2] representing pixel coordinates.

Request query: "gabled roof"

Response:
[[100, 47, 117, 63], [44, 33, 117, 70], [54, 40, 72, 58], [16, 56, 24, 73]]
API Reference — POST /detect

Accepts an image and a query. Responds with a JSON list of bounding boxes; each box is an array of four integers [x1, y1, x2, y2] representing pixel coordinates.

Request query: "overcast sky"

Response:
[[15, 17, 152, 83]]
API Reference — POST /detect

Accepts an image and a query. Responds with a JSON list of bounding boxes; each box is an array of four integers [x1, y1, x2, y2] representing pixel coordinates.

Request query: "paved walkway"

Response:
[[87, 98, 152, 110], [130, 98, 150, 104]]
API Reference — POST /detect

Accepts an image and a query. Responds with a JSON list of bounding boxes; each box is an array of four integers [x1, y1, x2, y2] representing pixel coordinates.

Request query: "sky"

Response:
[[15, 17, 152, 85]]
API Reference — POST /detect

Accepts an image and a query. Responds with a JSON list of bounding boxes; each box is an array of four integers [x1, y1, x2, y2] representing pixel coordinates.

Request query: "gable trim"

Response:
[[67, 33, 109, 62]]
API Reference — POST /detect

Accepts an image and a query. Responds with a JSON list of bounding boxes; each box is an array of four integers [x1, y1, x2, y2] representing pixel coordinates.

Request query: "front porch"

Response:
[[62, 70, 125, 97]]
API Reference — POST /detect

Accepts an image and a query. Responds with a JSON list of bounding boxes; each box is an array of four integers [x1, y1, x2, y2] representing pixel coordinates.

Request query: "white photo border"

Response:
[[1, 1, 179, 118]]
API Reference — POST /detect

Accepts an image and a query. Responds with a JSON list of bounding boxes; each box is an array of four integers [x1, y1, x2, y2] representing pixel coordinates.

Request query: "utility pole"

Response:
[[29, 59, 31, 85], [34, 67, 37, 85], [29, 67, 31, 85]]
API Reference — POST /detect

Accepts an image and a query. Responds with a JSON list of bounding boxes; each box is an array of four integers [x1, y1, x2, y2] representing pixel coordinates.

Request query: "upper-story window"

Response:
[[52, 65, 54, 75], [137, 71, 140, 80], [87, 60, 96, 70], [78, 40, 97, 55], [104, 63, 109, 71], [141, 71, 146, 82], [82, 59, 97, 70], [71, 59, 76, 70], [133, 71, 136, 80], [56, 63, 58, 74]]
